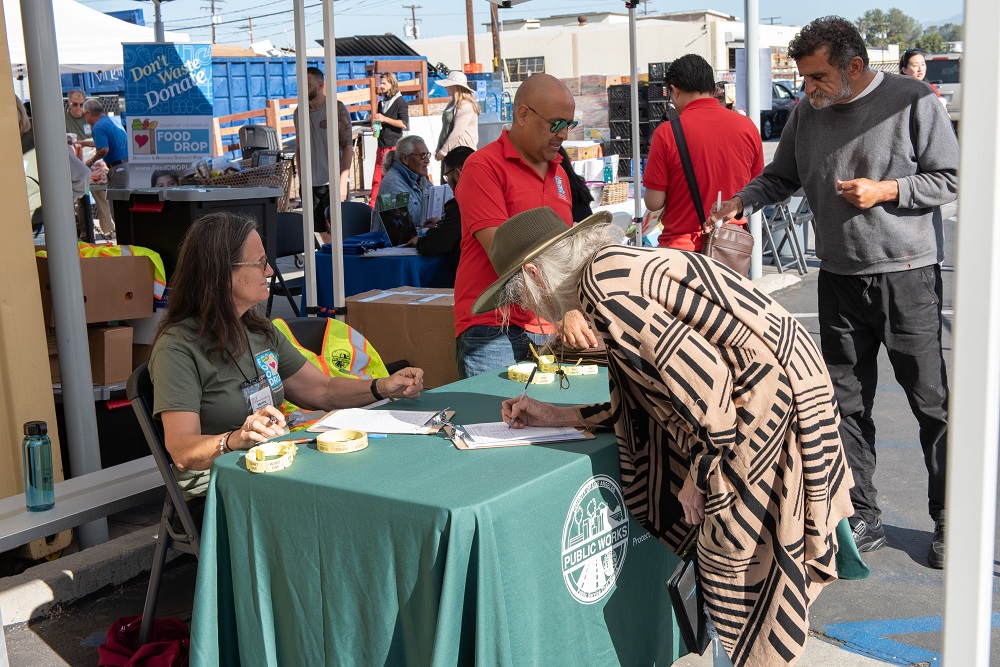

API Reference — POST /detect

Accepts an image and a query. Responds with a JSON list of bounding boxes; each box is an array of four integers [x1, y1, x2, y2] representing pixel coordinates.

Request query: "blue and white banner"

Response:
[[123, 43, 214, 188]]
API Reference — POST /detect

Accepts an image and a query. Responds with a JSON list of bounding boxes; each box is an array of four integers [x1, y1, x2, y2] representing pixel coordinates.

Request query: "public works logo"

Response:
[[561, 475, 628, 604]]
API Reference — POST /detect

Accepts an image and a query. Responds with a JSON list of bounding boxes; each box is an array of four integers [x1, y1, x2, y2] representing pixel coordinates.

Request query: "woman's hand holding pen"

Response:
[[502, 397, 580, 429], [236, 406, 287, 448]]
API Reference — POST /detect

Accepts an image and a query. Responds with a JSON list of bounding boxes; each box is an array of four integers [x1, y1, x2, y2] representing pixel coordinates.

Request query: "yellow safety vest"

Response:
[[36, 242, 167, 300], [273, 317, 389, 414]]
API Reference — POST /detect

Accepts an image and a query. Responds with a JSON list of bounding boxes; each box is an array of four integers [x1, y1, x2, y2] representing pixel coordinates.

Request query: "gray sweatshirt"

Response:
[[737, 73, 958, 275]]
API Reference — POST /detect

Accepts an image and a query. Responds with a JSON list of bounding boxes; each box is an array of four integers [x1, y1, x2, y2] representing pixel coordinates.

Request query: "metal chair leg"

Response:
[[138, 504, 173, 645]]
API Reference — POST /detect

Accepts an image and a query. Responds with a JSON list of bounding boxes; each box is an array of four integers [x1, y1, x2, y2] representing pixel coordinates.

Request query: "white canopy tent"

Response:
[[4, 0, 188, 74]]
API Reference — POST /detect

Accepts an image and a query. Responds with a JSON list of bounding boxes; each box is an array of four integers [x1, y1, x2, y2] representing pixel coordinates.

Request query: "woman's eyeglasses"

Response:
[[525, 105, 579, 134], [232, 258, 269, 271]]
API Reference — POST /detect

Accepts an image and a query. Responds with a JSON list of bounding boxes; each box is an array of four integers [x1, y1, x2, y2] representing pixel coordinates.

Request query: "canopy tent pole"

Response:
[[293, 0, 317, 312], [20, 0, 108, 547], [625, 1, 642, 244], [322, 0, 346, 319], [152, 0, 164, 43], [942, 0, 1000, 662], [744, 0, 762, 279]]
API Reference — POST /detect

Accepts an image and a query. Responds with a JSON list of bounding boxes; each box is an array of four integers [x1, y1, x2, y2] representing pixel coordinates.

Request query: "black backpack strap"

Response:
[[667, 108, 706, 222]]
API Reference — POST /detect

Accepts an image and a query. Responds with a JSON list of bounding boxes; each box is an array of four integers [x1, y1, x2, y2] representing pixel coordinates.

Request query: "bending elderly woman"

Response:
[[150, 212, 424, 500], [475, 207, 853, 666]]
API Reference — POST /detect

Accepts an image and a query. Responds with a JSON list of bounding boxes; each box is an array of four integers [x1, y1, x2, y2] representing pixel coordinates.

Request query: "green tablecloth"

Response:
[[191, 369, 683, 666]]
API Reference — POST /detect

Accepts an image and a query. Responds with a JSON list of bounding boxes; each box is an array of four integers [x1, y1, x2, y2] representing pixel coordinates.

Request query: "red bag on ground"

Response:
[[98, 615, 190, 667]]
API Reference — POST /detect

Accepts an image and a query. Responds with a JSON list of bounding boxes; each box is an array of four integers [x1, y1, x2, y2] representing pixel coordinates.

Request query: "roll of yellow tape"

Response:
[[316, 429, 369, 454], [536, 355, 599, 376], [246, 441, 298, 474], [507, 363, 556, 385]]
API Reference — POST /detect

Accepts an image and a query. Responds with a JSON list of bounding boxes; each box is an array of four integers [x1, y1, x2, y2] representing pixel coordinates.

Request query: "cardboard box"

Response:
[[87, 325, 133, 385], [132, 343, 152, 371], [36, 255, 154, 326], [563, 141, 603, 162], [346, 288, 457, 389]]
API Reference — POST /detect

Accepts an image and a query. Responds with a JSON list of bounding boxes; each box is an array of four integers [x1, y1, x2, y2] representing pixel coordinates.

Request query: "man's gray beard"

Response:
[[808, 70, 853, 109]]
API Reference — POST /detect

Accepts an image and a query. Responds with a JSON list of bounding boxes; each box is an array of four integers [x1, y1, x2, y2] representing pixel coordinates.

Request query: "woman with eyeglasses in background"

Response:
[[374, 134, 437, 226], [149, 212, 424, 504], [900, 49, 948, 108], [434, 71, 481, 162]]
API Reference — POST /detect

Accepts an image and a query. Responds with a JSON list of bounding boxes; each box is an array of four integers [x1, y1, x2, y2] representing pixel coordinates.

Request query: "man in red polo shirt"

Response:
[[454, 73, 598, 378], [643, 54, 763, 250]]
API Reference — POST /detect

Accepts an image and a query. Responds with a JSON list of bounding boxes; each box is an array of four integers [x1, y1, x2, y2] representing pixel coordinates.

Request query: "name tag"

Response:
[[242, 376, 274, 414]]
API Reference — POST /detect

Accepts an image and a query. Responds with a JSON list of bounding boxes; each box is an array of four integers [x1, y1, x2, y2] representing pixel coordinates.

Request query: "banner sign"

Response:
[[123, 43, 214, 188]]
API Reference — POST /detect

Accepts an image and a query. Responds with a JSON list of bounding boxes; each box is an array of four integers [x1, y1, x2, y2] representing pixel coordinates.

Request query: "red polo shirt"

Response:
[[454, 130, 573, 337], [643, 97, 763, 250]]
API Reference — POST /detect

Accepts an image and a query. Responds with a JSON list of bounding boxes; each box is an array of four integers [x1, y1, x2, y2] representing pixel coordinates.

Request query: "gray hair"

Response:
[[501, 222, 627, 325], [82, 99, 104, 115], [382, 134, 426, 174], [66, 89, 86, 101], [14, 95, 29, 135]]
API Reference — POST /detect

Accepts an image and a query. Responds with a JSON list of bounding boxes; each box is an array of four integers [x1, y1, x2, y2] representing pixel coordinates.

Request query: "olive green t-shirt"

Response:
[[149, 317, 307, 498]]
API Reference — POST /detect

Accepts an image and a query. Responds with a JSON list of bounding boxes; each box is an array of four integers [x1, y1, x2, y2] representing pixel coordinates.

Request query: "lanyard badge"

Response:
[[241, 375, 273, 414]]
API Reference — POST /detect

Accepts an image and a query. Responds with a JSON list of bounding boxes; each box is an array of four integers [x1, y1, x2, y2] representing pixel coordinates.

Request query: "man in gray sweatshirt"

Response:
[[712, 16, 958, 569]]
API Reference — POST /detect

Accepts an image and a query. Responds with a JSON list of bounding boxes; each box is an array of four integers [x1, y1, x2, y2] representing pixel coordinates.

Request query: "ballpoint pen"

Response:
[[509, 367, 537, 429], [715, 191, 723, 230]]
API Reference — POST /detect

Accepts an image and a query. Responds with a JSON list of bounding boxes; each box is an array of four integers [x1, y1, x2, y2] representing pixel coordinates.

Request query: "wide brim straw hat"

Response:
[[441, 70, 474, 93], [472, 207, 612, 315]]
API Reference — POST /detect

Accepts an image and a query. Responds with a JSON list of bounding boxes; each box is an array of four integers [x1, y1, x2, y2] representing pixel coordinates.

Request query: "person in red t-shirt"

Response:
[[454, 73, 598, 379], [643, 54, 763, 251]]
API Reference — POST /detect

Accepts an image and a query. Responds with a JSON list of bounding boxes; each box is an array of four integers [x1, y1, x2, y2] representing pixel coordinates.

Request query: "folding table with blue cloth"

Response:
[[308, 231, 456, 307]]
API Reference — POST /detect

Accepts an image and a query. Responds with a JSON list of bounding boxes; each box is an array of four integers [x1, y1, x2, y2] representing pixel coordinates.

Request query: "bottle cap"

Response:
[[24, 421, 47, 436]]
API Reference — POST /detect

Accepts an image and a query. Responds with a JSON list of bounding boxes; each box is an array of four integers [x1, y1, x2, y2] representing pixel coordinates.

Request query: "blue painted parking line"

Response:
[[825, 613, 1000, 665]]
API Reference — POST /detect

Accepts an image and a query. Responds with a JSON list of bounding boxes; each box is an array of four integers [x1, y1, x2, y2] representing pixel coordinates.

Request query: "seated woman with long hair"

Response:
[[149, 212, 424, 499]]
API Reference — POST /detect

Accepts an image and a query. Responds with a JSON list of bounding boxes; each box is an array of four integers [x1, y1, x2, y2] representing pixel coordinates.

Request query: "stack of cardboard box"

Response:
[[37, 254, 155, 385]]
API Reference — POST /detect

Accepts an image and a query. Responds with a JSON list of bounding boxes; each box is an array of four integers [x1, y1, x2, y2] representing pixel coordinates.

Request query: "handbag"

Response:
[[666, 533, 711, 655], [667, 109, 754, 276]]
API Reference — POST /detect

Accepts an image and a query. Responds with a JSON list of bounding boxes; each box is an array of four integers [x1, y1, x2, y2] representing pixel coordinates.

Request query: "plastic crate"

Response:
[[648, 101, 669, 123], [647, 82, 669, 101], [608, 140, 632, 158], [608, 103, 634, 121], [648, 62, 670, 81], [608, 84, 631, 103], [608, 120, 634, 140]]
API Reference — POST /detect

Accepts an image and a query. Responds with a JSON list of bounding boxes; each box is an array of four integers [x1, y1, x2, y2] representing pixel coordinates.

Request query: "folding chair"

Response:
[[760, 199, 808, 275], [266, 211, 306, 317], [790, 190, 816, 256], [341, 201, 375, 238], [126, 363, 201, 646]]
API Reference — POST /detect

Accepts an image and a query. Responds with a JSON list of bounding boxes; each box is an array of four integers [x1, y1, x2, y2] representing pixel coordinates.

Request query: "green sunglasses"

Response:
[[525, 105, 579, 133]]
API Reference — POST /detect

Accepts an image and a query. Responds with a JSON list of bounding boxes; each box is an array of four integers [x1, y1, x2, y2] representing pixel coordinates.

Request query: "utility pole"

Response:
[[490, 2, 501, 74], [202, 0, 225, 44], [403, 4, 422, 39], [639, 0, 652, 14], [762, 16, 781, 25], [465, 0, 476, 63], [241, 16, 254, 44]]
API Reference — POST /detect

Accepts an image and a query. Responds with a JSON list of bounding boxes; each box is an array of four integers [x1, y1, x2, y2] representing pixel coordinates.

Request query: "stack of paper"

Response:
[[461, 423, 587, 449], [312, 409, 439, 434]]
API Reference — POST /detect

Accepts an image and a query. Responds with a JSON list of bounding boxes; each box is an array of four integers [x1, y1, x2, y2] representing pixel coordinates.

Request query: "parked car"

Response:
[[925, 53, 961, 126], [760, 81, 796, 140]]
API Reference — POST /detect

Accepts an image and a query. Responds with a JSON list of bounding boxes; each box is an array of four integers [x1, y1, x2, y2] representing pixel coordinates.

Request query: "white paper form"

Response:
[[461, 423, 587, 448], [313, 409, 439, 434]]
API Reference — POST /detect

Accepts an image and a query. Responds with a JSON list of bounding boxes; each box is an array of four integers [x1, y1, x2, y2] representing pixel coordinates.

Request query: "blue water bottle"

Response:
[[23, 421, 54, 511]]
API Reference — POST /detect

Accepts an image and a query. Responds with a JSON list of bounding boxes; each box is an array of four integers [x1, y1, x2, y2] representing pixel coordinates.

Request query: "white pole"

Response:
[[153, 0, 165, 43], [626, 2, 642, 244], [744, 0, 762, 279], [293, 0, 317, 311], [20, 0, 108, 548], [942, 0, 1000, 663], [323, 0, 346, 319]]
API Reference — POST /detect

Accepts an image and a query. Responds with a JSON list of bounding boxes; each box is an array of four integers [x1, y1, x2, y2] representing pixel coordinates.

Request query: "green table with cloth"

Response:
[[190, 368, 685, 666]]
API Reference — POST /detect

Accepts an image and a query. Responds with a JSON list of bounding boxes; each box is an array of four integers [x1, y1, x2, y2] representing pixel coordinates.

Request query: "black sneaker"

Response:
[[928, 513, 945, 569], [850, 516, 887, 552]]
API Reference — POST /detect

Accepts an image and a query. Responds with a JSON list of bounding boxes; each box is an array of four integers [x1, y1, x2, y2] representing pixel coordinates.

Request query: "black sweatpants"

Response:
[[817, 266, 949, 523]]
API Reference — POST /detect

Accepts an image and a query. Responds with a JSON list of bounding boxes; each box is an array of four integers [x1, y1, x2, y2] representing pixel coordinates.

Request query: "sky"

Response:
[[76, 0, 964, 48]]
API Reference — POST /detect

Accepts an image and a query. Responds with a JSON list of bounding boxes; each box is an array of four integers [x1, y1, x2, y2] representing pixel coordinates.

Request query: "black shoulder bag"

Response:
[[666, 529, 711, 655], [667, 108, 754, 276]]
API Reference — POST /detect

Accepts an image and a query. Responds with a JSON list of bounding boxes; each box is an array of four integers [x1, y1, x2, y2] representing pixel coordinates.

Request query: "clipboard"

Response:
[[448, 426, 594, 450], [307, 409, 455, 435]]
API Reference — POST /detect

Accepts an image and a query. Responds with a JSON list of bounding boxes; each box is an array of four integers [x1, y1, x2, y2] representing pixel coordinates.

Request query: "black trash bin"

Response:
[[110, 187, 283, 282]]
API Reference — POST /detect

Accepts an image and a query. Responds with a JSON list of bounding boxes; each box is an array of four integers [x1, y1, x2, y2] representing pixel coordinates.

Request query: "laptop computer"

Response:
[[377, 205, 418, 248]]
